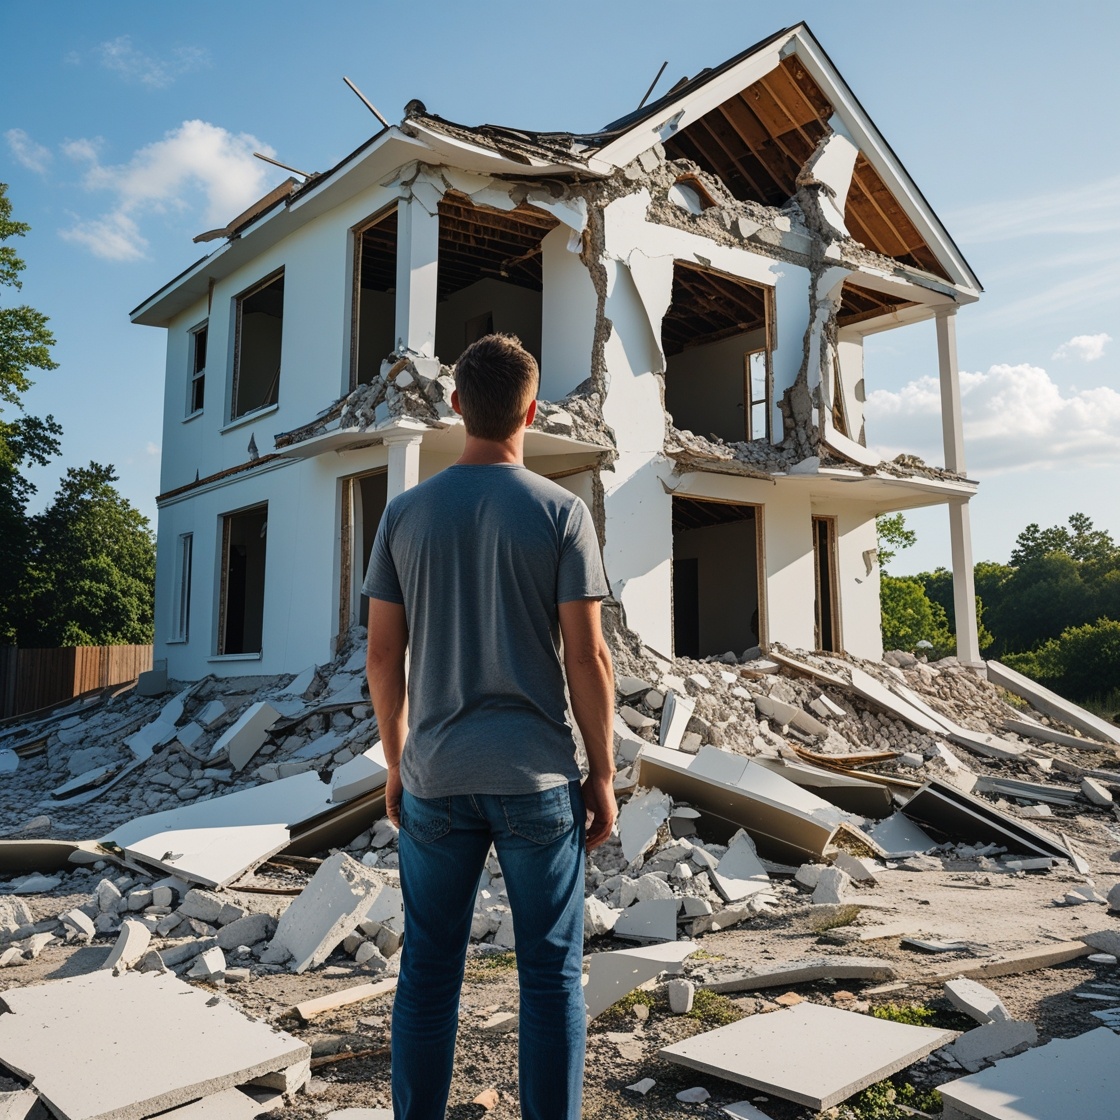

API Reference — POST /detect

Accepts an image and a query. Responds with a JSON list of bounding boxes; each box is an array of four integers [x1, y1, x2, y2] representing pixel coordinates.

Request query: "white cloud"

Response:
[[58, 120, 279, 261], [1053, 333, 1112, 362], [5, 128, 52, 174], [865, 362, 1120, 473], [97, 36, 210, 90], [145, 441, 160, 457]]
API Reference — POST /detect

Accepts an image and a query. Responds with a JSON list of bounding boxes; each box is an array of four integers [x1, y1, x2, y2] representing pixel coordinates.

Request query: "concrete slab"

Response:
[[155, 1089, 283, 1117], [268, 851, 389, 973], [659, 1002, 956, 1109], [197, 700, 226, 728], [612, 899, 677, 944], [0, 1089, 46, 1119], [584, 941, 697, 1019], [705, 956, 896, 993], [987, 660, 1120, 747], [0, 970, 309, 1120], [100, 919, 150, 972], [948, 1020, 1038, 1072], [99, 772, 335, 888], [710, 830, 770, 903], [331, 744, 388, 803], [212, 702, 281, 771], [325, 1110, 393, 1120], [944, 978, 1011, 1024], [938, 1026, 1120, 1120]]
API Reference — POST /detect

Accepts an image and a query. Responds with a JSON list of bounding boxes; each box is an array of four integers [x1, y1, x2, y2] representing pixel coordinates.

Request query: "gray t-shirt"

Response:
[[362, 463, 610, 798]]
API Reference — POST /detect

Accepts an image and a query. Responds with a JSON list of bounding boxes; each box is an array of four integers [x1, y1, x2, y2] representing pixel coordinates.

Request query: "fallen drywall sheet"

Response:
[[659, 1002, 956, 1109], [901, 778, 1072, 861], [1001, 716, 1112, 753], [617, 787, 671, 863], [330, 743, 388, 802], [267, 851, 388, 973], [937, 1026, 1120, 1120], [0, 970, 309, 1120], [987, 660, 1120, 747], [751, 756, 893, 817], [709, 830, 771, 903], [753, 694, 829, 737], [0, 1088, 45, 1119], [659, 691, 696, 752], [866, 812, 937, 857], [123, 690, 189, 761], [924, 941, 1092, 985], [704, 956, 897, 994], [285, 787, 386, 858], [636, 744, 837, 864], [211, 702, 281, 771], [584, 941, 697, 1020], [612, 898, 677, 944], [99, 772, 336, 887]]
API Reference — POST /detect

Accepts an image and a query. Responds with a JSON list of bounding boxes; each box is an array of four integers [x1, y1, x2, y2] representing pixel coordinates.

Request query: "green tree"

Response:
[[876, 513, 916, 569], [0, 183, 62, 643], [880, 574, 955, 654], [1004, 617, 1120, 702], [18, 463, 155, 647]]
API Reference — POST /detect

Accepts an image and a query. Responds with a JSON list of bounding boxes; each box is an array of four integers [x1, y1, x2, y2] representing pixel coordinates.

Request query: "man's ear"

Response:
[[451, 388, 462, 416], [525, 398, 537, 426]]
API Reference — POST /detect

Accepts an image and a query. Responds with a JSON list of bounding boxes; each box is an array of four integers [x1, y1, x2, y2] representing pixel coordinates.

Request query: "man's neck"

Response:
[[456, 431, 525, 466]]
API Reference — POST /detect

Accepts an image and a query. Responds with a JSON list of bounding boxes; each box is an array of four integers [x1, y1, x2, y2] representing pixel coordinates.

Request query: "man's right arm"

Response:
[[366, 597, 409, 827], [558, 598, 616, 849]]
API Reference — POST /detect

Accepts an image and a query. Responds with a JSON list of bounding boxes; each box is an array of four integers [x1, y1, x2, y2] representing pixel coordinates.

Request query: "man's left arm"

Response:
[[366, 598, 409, 826]]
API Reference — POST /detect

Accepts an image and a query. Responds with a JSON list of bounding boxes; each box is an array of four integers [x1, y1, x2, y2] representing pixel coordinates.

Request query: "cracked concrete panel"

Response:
[[599, 253, 675, 656], [524, 191, 588, 235], [797, 125, 860, 240], [770, 265, 813, 441]]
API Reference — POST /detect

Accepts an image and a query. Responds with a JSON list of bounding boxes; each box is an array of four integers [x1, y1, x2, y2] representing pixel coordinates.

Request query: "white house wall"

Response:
[[540, 225, 598, 401], [826, 500, 882, 660], [835, 334, 866, 444]]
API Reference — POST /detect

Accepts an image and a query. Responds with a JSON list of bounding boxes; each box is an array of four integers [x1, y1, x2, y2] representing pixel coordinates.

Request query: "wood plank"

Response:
[[291, 978, 398, 1022]]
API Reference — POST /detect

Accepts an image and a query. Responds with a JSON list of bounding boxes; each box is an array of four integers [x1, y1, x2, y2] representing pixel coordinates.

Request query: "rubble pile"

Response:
[[2, 631, 1120, 1117]]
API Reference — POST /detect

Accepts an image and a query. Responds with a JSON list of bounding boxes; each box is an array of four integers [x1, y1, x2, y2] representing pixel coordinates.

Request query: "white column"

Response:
[[384, 432, 423, 499], [394, 194, 439, 356], [935, 307, 981, 665]]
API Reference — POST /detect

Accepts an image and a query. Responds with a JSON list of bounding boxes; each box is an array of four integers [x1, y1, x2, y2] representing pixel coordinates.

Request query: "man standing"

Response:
[[364, 334, 616, 1120]]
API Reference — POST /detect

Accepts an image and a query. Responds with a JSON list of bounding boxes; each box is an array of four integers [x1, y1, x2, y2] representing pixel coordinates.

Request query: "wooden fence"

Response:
[[0, 645, 153, 720]]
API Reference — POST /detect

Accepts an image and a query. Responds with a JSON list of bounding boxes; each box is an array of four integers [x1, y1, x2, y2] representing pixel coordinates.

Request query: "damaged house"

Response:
[[132, 22, 983, 680]]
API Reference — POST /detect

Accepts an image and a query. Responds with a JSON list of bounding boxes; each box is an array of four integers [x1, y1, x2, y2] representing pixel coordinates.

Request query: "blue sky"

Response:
[[2, 1, 1118, 575]]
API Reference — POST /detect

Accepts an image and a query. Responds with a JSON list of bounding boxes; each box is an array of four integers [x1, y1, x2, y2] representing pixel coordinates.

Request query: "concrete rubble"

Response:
[[0, 627, 1119, 1113]]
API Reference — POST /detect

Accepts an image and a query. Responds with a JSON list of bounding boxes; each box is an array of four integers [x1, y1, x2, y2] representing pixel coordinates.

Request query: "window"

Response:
[[745, 349, 771, 441], [351, 208, 397, 389], [218, 505, 268, 655], [232, 271, 284, 419], [169, 533, 193, 642], [188, 324, 207, 415]]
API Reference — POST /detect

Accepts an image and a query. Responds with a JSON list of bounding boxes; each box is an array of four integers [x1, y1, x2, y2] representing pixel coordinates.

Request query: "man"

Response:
[[363, 333, 616, 1120]]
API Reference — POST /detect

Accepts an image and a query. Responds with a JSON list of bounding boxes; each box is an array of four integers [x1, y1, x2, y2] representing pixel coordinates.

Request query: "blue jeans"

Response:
[[391, 780, 586, 1120]]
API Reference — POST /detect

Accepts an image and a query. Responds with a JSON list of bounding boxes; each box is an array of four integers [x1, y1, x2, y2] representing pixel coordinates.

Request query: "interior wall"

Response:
[[673, 517, 759, 657], [665, 328, 766, 444], [235, 279, 284, 417], [540, 225, 598, 401], [356, 472, 388, 625], [434, 278, 542, 367], [827, 500, 882, 660], [355, 291, 395, 385], [836, 335, 866, 444]]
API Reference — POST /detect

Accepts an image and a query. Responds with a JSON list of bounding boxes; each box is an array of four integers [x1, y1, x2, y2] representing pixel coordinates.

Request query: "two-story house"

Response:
[[132, 23, 982, 681]]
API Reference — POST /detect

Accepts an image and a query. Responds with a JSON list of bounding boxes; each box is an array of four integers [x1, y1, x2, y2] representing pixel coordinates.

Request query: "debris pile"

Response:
[[2, 630, 1119, 1116]]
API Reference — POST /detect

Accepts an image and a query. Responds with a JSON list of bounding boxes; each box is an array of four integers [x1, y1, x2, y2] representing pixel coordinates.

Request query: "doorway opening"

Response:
[[351, 207, 398, 388], [219, 504, 268, 655], [672, 496, 763, 659], [339, 469, 388, 640], [812, 515, 841, 652]]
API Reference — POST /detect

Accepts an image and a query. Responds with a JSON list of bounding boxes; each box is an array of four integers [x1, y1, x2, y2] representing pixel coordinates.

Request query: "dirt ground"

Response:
[[6, 856, 1119, 1120]]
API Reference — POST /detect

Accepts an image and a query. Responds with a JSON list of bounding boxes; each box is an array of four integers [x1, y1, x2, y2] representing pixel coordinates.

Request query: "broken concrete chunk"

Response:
[[944, 978, 1011, 1025], [711, 830, 770, 903], [480, 1011, 518, 1034], [619, 706, 655, 732], [180, 888, 224, 924], [217, 913, 276, 951], [613, 899, 678, 944], [331, 743, 388, 803], [59, 908, 96, 942], [211, 701, 280, 771], [667, 978, 695, 1014], [832, 852, 879, 883], [187, 945, 227, 980], [812, 866, 851, 905], [585, 895, 621, 937], [1081, 777, 1114, 807], [101, 918, 151, 972], [617, 787, 671, 864], [267, 852, 389, 974], [584, 941, 697, 1020], [616, 675, 653, 696], [620, 873, 676, 907], [948, 1019, 1038, 1072], [659, 691, 696, 752]]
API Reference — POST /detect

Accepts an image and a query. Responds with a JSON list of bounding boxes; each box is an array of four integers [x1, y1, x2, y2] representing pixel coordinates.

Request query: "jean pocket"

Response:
[[399, 792, 451, 844], [500, 784, 576, 845]]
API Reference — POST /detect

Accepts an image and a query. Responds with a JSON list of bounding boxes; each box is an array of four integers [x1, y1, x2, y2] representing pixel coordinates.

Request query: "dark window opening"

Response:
[[339, 470, 388, 641], [672, 497, 762, 659], [232, 272, 284, 419], [171, 533, 193, 642], [813, 515, 840, 652], [220, 505, 267, 655], [662, 262, 772, 444], [352, 207, 398, 388], [434, 193, 557, 366], [189, 324, 207, 414]]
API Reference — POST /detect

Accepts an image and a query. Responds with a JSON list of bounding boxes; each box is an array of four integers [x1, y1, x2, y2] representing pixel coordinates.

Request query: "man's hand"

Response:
[[582, 771, 617, 851], [385, 765, 403, 829]]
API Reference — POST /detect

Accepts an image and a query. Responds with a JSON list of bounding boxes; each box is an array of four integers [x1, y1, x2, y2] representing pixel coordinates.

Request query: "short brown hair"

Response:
[[453, 333, 540, 441]]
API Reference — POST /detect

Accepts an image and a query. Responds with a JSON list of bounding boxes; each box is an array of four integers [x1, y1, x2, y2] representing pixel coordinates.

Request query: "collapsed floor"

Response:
[[1, 628, 1119, 1119]]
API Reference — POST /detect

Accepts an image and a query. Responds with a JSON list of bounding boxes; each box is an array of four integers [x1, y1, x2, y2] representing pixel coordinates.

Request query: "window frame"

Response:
[[231, 268, 285, 422], [187, 322, 208, 417], [168, 532, 193, 643]]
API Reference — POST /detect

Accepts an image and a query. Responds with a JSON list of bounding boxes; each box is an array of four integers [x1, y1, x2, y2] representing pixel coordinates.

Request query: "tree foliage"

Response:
[[880, 575, 955, 655], [1004, 618, 1120, 702], [876, 513, 916, 569], [17, 463, 155, 647]]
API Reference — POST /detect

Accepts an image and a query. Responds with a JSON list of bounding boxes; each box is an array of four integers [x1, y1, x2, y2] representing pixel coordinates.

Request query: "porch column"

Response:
[[394, 193, 440, 356], [384, 432, 423, 500], [935, 307, 982, 665]]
